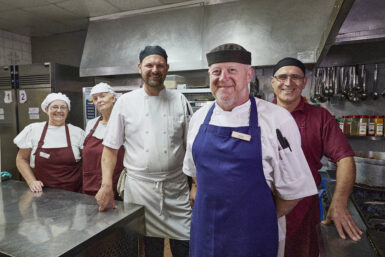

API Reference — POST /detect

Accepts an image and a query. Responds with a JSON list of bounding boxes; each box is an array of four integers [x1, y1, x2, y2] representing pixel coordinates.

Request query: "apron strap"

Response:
[[249, 96, 259, 129], [36, 121, 49, 152], [203, 96, 258, 128], [83, 117, 102, 146], [203, 102, 216, 125]]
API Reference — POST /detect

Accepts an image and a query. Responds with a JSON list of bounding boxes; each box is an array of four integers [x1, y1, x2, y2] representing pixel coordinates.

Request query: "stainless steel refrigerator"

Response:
[[0, 63, 93, 180]]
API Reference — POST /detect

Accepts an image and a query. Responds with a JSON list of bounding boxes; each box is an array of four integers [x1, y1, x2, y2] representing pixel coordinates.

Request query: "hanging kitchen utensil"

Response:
[[372, 64, 379, 99], [354, 64, 362, 92], [327, 67, 334, 97], [309, 68, 317, 103], [360, 66, 368, 100], [318, 68, 328, 103], [348, 66, 355, 101], [341, 67, 348, 101]]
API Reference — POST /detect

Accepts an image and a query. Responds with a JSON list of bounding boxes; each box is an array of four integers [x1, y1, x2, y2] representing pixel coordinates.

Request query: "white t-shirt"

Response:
[[183, 98, 317, 200], [103, 87, 192, 181], [85, 116, 107, 139], [13, 122, 85, 168]]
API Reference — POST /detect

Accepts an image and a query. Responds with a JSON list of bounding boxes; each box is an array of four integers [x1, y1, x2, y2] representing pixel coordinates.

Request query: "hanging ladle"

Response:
[[372, 64, 379, 99]]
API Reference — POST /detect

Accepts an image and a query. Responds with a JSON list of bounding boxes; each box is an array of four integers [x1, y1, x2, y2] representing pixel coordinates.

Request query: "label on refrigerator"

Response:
[[19, 90, 27, 103], [4, 91, 13, 104], [0, 108, 4, 115], [29, 114, 40, 120], [28, 107, 39, 114]]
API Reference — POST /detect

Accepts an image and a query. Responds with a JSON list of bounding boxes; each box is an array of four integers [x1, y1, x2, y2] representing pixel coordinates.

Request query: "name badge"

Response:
[[39, 152, 50, 159], [231, 131, 251, 142]]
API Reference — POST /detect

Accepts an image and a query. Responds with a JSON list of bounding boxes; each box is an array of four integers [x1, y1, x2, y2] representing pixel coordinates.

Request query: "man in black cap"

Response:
[[183, 43, 317, 257], [271, 57, 362, 257], [96, 45, 192, 257]]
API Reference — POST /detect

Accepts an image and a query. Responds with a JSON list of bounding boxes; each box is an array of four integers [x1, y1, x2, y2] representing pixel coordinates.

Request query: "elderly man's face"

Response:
[[271, 66, 307, 107], [138, 55, 169, 88], [208, 62, 253, 111]]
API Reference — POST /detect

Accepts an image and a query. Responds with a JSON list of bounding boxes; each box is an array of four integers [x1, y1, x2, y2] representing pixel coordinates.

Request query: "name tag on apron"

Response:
[[231, 131, 251, 142], [39, 152, 50, 159]]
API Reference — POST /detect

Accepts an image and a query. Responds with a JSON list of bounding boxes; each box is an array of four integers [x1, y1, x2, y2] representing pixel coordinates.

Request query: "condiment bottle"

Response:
[[350, 115, 360, 136], [374, 115, 384, 136], [359, 115, 368, 136], [368, 116, 375, 136], [338, 117, 344, 132], [343, 115, 351, 136]]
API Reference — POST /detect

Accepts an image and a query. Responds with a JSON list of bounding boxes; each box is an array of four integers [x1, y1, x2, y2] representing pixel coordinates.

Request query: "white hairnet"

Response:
[[41, 92, 71, 113], [90, 82, 115, 96]]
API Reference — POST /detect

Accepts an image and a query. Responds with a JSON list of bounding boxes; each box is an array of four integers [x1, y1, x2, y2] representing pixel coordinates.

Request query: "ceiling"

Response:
[[0, 0, 202, 37]]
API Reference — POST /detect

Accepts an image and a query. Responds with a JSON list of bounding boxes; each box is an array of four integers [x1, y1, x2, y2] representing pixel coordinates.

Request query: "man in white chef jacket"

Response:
[[183, 43, 318, 257], [96, 45, 192, 257]]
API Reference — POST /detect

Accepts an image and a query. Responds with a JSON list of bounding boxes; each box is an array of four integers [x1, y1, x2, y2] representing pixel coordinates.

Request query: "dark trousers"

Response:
[[144, 236, 189, 257]]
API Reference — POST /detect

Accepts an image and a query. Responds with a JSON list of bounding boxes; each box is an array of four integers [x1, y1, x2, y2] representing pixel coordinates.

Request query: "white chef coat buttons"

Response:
[[163, 114, 166, 117], [145, 113, 149, 117], [145, 131, 149, 134], [146, 149, 149, 152]]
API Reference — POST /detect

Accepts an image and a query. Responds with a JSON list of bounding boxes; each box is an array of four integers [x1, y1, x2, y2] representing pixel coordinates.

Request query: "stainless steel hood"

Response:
[[80, 0, 339, 77]]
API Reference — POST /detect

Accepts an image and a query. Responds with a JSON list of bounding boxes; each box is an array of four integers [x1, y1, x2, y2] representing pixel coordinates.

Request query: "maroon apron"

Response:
[[34, 122, 82, 192], [82, 117, 124, 200]]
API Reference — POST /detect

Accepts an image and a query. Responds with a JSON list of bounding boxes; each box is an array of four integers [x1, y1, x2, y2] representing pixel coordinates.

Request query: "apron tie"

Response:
[[155, 181, 165, 216]]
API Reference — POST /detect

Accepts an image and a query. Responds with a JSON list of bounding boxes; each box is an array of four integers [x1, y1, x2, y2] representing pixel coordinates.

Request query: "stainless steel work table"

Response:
[[318, 180, 378, 257], [0, 180, 144, 257]]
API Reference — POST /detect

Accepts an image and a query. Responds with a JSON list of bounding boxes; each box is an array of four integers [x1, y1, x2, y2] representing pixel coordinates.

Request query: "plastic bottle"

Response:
[[359, 116, 368, 136], [368, 116, 376, 136], [374, 115, 384, 137], [338, 117, 344, 132]]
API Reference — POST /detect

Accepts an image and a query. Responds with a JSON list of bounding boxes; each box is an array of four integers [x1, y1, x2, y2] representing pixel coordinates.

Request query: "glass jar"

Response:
[[359, 116, 368, 136], [368, 116, 376, 136], [374, 115, 384, 136], [350, 115, 360, 136], [343, 116, 352, 136]]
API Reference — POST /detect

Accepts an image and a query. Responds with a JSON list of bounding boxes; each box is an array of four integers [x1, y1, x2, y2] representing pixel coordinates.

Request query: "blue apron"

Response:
[[191, 96, 278, 257]]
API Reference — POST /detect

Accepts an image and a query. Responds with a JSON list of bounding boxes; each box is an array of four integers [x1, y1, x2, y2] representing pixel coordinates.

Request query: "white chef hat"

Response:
[[41, 92, 71, 113], [90, 82, 115, 96]]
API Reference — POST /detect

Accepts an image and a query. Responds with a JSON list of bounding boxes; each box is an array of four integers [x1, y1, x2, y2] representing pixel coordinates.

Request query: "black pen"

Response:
[[276, 129, 286, 149]]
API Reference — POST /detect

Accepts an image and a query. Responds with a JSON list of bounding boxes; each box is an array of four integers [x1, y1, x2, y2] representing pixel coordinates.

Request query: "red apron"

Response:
[[82, 117, 124, 200], [34, 122, 82, 192]]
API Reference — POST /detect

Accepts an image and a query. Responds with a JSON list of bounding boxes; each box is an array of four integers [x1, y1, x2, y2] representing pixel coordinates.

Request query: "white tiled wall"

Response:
[[0, 30, 32, 66]]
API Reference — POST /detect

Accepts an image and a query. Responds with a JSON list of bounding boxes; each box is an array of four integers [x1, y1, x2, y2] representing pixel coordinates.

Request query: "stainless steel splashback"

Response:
[[80, 0, 339, 77]]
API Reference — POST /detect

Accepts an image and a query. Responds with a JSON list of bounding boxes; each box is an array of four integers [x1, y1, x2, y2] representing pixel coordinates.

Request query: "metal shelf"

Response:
[[346, 136, 385, 141]]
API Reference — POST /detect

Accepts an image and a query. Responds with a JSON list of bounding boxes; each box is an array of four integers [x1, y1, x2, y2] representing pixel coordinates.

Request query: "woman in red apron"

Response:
[[14, 92, 84, 193], [82, 83, 124, 200]]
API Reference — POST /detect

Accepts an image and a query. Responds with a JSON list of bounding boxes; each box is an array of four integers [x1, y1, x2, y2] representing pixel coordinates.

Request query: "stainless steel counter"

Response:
[[318, 181, 378, 257], [0, 180, 144, 257]]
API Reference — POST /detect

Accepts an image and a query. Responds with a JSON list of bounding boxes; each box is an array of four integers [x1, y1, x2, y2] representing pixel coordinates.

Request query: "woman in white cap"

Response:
[[82, 83, 124, 199], [14, 92, 85, 193]]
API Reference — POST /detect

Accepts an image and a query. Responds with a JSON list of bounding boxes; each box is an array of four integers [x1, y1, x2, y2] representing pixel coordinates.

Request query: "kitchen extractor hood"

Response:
[[80, 0, 342, 77]]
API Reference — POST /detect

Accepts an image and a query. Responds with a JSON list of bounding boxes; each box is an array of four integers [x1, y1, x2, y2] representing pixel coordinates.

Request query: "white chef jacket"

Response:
[[103, 87, 192, 240], [13, 122, 85, 168], [85, 116, 106, 139], [183, 98, 317, 200], [103, 87, 192, 181]]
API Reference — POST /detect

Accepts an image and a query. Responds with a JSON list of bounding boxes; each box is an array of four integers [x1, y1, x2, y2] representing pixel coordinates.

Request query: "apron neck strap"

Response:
[[36, 122, 71, 151], [203, 95, 258, 126]]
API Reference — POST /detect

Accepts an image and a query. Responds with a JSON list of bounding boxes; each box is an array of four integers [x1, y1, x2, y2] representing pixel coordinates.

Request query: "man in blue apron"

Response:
[[183, 43, 318, 257]]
